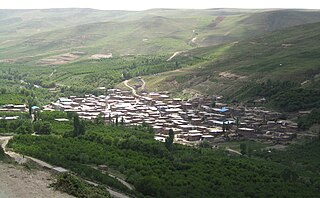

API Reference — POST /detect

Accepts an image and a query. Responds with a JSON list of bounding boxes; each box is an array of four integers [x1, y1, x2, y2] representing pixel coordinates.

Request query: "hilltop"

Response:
[[143, 20, 320, 110], [1, 8, 320, 59]]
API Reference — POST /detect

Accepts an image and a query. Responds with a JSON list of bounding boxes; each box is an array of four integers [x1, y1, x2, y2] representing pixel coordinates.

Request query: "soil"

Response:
[[0, 162, 73, 198]]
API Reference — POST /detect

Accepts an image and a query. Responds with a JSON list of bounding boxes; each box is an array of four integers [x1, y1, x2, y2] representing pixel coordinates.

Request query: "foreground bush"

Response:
[[51, 173, 110, 198]]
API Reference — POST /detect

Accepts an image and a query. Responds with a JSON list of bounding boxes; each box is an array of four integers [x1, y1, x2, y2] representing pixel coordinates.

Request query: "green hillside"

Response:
[[1, 8, 320, 110], [143, 21, 320, 110], [8, 123, 320, 198], [1, 8, 320, 198], [1, 9, 320, 59]]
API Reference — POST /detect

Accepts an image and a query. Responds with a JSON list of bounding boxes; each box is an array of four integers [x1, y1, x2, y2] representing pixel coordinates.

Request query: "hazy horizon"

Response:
[[1, 0, 320, 11]]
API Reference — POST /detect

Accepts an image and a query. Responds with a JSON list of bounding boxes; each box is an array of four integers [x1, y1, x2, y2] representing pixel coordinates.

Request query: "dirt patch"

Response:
[[0, 162, 73, 198], [38, 52, 85, 65], [281, 43, 294, 48], [90, 53, 113, 60], [208, 16, 225, 28], [167, 51, 183, 61], [219, 72, 246, 80], [0, 59, 15, 63], [224, 31, 231, 36]]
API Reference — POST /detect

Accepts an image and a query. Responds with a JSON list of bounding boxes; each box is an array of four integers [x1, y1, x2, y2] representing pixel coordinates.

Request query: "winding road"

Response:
[[0, 136, 131, 198], [0, 136, 27, 164], [123, 79, 145, 98], [124, 80, 139, 97], [140, 78, 146, 92]]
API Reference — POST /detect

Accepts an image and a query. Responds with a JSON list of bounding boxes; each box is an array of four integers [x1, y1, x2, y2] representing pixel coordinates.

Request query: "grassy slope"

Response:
[[144, 21, 320, 98], [1, 8, 320, 104], [1, 9, 320, 59]]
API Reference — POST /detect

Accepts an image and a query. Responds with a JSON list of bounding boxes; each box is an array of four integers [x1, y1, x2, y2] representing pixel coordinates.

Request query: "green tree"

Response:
[[211, 100, 216, 108], [222, 122, 226, 133], [34, 121, 52, 135], [165, 129, 174, 150], [199, 140, 211, 148], [240, 143, 247, 155], [41, 122, 52, 134], [121, 117, 124, 126], [235, 117, 240, 132], [115, 115, 119, 126], [135, 176, 161, 197], [0, 88, 7, 94], [309, 124, 320, 140], [95, 114, 105, 125], [281, 168, 298, 182], [16, 121, 33, 134], [73, 114, 85, 137]]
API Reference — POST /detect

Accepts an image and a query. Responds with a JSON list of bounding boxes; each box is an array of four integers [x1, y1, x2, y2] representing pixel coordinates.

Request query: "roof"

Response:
[[154, 136, 166, 142], [218, 107, 229, 113], [238, 127, 255, 131], [202, 135, 214, 138], [58, 98, 72, 103], [54, 118, 69, 122], [188, 133, 202, 136], [31, 106, 40, 110]]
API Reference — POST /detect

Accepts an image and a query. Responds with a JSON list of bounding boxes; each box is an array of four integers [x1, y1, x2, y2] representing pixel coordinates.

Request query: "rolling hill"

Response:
[[1, 8, 320, 60], [0, 8, 320, 111], [143, 20, 320, 109]]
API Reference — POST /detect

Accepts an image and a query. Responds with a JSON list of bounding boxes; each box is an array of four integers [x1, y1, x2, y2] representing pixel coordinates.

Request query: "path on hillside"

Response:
[[167, 51, 182, 61], [85, 179, 130, 198], [49, 69, 56, 77], [0, 136, 27, 164], [123, 80, 141, 98], [109, 174, 133, 191], [140, 78, 146, 91], [189, 36, 197, 45], [226, 147, 242, 155], [1, 136, 131, 198], [0, 162, 73, 198], [107, 187, 130, 198]]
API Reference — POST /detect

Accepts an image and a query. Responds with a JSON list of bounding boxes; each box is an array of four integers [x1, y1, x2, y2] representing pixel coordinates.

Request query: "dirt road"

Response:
[[140, 78, 146, 92], [0, 162, 73, 198], [1, 136, 131, 198], [167, 51, 182, 61], [226, 147, 242, 155], [123, 80, 140, 97], [0, 136, 27, 164]]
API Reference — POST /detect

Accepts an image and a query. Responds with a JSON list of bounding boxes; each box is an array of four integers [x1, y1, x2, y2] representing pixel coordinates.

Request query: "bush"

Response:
[[51, 173, 110, 198], [33, 121, 52, 135], [298, 109, 320, 129]]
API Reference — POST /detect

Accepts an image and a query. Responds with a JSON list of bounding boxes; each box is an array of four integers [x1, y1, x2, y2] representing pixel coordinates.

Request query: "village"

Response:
[[35, 87, 299, 145]]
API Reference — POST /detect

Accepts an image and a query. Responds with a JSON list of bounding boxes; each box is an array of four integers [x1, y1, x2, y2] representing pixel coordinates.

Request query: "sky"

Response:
[[1, 0, 320, 10]]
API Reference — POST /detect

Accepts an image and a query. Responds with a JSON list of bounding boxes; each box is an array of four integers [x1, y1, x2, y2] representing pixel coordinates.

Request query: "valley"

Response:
[[1, 7, 320, 198]]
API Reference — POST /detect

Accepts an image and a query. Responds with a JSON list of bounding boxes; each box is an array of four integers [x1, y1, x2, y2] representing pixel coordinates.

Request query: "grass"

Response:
[[0, 93, 25, 105], [218, 140, 272, 152], [143, 21, 320, 99], [2, 9, 320, 59], [1, 9, 320, 106]]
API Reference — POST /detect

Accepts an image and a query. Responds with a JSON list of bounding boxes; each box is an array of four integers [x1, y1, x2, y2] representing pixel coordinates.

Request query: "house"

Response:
[[149, 92, 160, 99], [154, 136, 166, 142], [238, 127, 256, 137], [186, 133, 202, 141], [207, 128, 223, 136], [202, 135, 214, 141]]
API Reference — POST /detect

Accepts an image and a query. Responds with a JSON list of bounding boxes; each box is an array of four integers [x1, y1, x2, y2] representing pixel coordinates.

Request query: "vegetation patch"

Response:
[[8, 123, 320, 197], [51, 173, 110, 198], [0, 93, 25, 105]]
